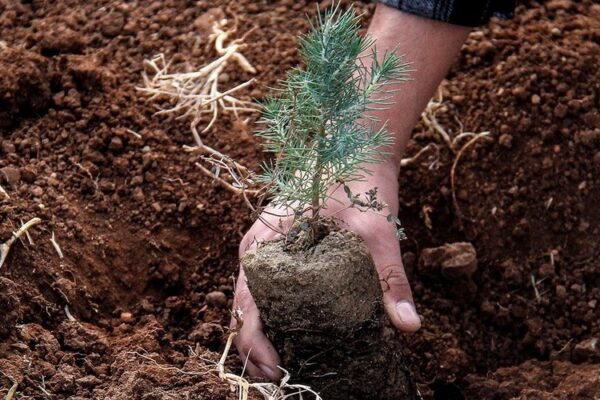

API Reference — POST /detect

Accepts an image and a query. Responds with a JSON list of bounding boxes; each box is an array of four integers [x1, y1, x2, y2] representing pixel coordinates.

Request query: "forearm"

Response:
[[367, 4, 471, 172]]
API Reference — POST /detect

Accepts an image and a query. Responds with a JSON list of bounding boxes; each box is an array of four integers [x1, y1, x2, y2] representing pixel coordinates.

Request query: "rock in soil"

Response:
[[419, 242, 478, 279], [572, 337, 599, 363]]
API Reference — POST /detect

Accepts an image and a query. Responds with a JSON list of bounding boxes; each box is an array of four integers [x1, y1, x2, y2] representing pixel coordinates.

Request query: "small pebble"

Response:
[[120, 312, 133, 323], [206, 291, 228, 308]]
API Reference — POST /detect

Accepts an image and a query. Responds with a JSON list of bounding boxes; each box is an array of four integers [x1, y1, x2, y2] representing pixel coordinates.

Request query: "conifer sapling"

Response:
[[256, 4, 409, 239]]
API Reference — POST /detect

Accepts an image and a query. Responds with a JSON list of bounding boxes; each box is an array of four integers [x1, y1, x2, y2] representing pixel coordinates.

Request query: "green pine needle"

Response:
[[256, 4, 409, 214]]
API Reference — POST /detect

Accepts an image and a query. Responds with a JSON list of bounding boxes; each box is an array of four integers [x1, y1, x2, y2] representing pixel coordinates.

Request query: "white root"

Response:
[[421, 92, 491, 154], [138, 18, 259, 141], [5, 381, 18, 400], [0, 217, 42, 270], [139, 18, 260, 199], [399, 143, 440, 170], [50, 231, 64, 259], [217, 310, 323, 400], [64, 305, 76, 322]]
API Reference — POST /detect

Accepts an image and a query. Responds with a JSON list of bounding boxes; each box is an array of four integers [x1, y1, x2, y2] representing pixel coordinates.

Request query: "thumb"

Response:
[[372, 248, 422, 332], [231, 269, 282, 381]]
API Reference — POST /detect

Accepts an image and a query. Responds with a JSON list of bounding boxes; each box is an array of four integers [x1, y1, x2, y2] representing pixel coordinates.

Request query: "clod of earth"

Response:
[[243, 225, 415, 400], [572, 337, 599, 363], [419, 242, 478, 279]]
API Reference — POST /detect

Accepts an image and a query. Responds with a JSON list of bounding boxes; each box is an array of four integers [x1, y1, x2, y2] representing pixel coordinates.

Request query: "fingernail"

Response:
[[396, 301, 421, 329], [258, 363, 278, 381]]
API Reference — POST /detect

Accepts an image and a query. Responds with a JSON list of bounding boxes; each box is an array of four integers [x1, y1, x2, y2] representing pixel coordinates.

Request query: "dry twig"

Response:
[[0, 217, 41, 270]]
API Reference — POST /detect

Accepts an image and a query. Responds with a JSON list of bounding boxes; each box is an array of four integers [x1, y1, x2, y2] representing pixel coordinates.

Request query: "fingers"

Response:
[[231, 271, 282, 381], [377, 262, 421, 332], [364, 232, 422, 333]]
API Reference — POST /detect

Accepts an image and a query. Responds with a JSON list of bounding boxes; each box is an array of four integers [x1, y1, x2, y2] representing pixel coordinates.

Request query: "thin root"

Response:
[[138, 19, 259, 137], [5, 381, 17, 400], [50, 231, 64, 259], [0, 217, 42, 270], [216, 309, 323, 400], [399, 143, 440, 170], [139, 19, 261, 202], [450, 132, 491, 225]]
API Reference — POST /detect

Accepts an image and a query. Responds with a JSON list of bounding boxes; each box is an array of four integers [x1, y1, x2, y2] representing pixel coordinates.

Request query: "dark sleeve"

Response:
[[378, 0, 516, 27]]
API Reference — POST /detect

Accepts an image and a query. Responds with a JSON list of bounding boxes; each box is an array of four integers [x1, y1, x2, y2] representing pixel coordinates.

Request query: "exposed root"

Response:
[[421, 91, 493, 226], [0, 217, 41, 270], [138, 18, 258, 140], [20, 219, 35, 245], [399, 143, 440, 170], [421, 95, 453, 150], [217, 310, 323, 400], [421, 92, 490, 154], [450, 131, 491, 225], [50, 231, 64, 259], [4, 381, 17, 400], [139, 18, 261, 201], [64, 305, 76, 322]]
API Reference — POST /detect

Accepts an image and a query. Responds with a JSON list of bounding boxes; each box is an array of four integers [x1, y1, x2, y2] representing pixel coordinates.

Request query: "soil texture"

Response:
[[0, 0, 598, 399]]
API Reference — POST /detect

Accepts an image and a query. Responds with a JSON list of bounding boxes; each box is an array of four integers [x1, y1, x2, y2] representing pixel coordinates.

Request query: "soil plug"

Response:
[[240, 5, 415, 399]]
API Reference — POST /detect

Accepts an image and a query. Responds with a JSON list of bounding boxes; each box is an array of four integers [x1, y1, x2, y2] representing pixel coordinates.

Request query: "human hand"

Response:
[[230, 162, 421, 381]]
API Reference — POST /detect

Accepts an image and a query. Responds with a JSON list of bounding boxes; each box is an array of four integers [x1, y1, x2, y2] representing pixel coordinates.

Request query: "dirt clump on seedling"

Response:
[[244, 225, 415, 399]]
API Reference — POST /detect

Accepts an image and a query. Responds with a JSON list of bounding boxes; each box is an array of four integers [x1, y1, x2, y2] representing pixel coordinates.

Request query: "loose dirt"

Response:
[[0, 0, 598, 399]]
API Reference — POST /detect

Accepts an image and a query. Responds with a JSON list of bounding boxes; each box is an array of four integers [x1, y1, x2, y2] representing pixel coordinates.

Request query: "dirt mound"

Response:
[[0, 0, 598, 399], [0, 48, 51, 127]]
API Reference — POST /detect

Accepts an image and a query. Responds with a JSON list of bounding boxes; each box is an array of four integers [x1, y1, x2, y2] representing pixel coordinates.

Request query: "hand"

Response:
[[230, 162, 421, 381]]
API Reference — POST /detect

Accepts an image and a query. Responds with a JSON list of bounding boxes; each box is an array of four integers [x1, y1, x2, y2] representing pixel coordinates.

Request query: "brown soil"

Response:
[[0, 0, 598, 399], [243, 225, 414, 399]]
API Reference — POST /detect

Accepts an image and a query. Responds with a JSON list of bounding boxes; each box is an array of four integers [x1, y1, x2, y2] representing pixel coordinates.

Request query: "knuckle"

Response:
[[377, 263, 410, 291]]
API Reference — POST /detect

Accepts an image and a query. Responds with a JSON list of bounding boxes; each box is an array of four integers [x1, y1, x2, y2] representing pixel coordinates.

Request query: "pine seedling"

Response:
[[256, 5, 409, 229]]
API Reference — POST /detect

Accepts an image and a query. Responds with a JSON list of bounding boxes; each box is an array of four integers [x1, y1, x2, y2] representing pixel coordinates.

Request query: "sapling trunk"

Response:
[[244, 4, 415, 399]]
